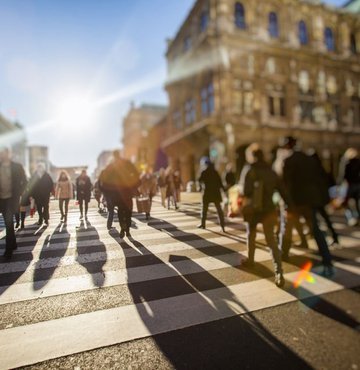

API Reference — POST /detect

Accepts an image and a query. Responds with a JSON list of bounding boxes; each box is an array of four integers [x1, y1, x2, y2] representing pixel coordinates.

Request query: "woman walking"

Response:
[[165, 167, 178, 210], [55, 171, 73, 223], [157, 168, 167, 208]]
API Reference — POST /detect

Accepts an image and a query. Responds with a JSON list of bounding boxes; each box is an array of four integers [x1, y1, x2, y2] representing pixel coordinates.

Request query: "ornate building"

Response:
[[162, 0, 360, 183], [122, 103, 168, 168]]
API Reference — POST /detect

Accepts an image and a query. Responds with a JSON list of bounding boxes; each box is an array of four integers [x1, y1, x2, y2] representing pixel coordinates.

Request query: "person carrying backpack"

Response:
[[240, 143, 289, 288]]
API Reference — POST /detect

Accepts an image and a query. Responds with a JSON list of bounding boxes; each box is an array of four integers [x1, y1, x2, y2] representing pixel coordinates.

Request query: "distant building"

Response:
[[28, 145, 49, 175], [162, 0, 360, 183], [94, 150, 114, 179], [0, 114, 26, 167], [122, 102, 168, 167]]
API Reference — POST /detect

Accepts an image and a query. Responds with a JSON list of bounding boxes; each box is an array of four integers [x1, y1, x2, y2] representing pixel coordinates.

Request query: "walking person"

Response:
[[99, 150, 139, 237], [29, 163, 54, 226], [138, 167, 157, 220], [76, 170, 92, 220], [240, 144, 288, 287], [55, 170, 73, 223], [338, 148, 360, 226], [280, 136, 334, 276], [173, 170, 182, 204], [0, 147, 26, 260], [165, 167, 178, 210], [157, 167, 167, 208], [198, 157, 225, 232]]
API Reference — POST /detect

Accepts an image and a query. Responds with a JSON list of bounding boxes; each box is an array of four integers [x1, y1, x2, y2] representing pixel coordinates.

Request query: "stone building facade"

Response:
[[28, 145, 49, 176], [162, 0, 360, 183], [122, 103, 168, 168]]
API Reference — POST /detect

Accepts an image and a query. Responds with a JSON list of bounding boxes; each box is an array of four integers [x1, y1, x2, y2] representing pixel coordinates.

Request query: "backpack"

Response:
[[242, 168, 264, 222]]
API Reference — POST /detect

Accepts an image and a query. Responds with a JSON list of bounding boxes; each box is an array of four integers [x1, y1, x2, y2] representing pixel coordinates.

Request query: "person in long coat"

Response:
[[76, 170, 92, 220], [29, 163, 54, 226], [99, 150, 139, 237], [55, 170, 73, 223], [0, 147, 27, 260], [198, 158, 225, 232]]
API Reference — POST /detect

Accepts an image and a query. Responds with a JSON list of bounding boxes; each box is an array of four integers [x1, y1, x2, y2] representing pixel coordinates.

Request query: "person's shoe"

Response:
[[37, 219, 43, 225], [294, 242, 309, 249], [20, 222, 25, 229], [175, 206, 179, 210], [125, 229, 131, 237], [221, 226, 226, 233], [275, 273, 285, 288], [348, 217, 358, 227], [44, 220, 49, 226], [197, 224, 205, 229], [15, 222, 20, 229], [242, 259, 254, 268], [119, 229, 125, 238], [2, 250, 12, 261], [322, 265, 335, 278], [79, 215, 83, 220]]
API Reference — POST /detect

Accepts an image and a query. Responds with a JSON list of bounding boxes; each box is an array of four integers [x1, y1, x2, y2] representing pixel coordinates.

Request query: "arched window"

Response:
[[200, 11, 209, 33], [298, 20, 308, 45], [350, 33, 357, 54], [324, 27, 335, 51], [268, 12, 279, 38], [235, 2, 246, 29]]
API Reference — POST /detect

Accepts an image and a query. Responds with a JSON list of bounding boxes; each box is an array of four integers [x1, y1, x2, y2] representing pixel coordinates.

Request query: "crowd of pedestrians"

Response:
[[1, 141, 359, 289]]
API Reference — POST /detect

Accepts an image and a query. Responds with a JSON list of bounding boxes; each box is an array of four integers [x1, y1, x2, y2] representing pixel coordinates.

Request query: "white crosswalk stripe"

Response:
[[0, 199, 359, 369]]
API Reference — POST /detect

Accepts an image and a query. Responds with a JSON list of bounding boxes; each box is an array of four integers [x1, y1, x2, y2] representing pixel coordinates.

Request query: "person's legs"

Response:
[[84, 201, 89, 218], [64, 199, 69, 222], [318, 206, 339, 244], [245, 222, 257, 264], [280, 209, 295, 259], [214, 201, 225, 231], [199, 200, 209, 228], [59, 199, 64, 220], [160, 187, 166, 207], [0, 199, 17, 257], [20, 211, 26, 229], [36, 201, 44, 224], [43, 200, 50, 224], [262, 213, 283, 276], [15, 212, 20, 228], [106, 196, 114, 230], [79, 198, 84, 218], [310, 208, 332, 267], [293, 215, 309, 247]]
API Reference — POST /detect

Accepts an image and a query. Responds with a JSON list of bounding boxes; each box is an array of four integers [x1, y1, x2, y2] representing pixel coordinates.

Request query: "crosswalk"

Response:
[[0, 198, 359, 369]]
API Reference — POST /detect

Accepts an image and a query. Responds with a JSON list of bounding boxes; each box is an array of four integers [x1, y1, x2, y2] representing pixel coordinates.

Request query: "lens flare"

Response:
[[293, 261, 316, 288]]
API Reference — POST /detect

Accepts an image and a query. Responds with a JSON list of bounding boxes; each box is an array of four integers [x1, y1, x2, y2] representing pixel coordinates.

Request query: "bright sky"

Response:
[[0, 0, 347, 172]]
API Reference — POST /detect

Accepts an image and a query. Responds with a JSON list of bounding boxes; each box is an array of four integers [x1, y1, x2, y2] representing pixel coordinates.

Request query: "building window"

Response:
[[350, 33, 357, 54], [173, 110, 182, 130], [201, 83, 215, 117], [235, 2, 246, 30], [200, 11, 209, 33], [184, 36, 192, 52], [299, 91, 315, 123], [268, 96, 285, 117], [324, 27, 335, 52], [298, 20, 308, 45], [268, 12, 279, 38], [351, 97, 360, 127], [185, 99, 196, 125]]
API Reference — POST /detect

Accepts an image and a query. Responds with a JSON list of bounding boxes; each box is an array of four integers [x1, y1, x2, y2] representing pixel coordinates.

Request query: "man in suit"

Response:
[[0, 147, 26, 260]]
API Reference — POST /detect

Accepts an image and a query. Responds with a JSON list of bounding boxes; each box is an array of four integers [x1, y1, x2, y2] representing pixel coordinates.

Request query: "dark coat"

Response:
[[241, 161, 289, 215], [76, 175, 92, 202], [199, 164, 224, 203], [283, 150, 326, 208], [99, 159, 140, 208], [29, 172, 54, 204], [344, 157, 360, 185], [8, 162, 27, 213]]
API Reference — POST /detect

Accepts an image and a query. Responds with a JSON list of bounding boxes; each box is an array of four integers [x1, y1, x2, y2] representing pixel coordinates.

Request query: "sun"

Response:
[[56, 94, 95, 129]]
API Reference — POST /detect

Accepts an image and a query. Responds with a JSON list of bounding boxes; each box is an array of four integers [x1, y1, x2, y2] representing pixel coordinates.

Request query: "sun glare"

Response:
[[56, 95, 95, 129]]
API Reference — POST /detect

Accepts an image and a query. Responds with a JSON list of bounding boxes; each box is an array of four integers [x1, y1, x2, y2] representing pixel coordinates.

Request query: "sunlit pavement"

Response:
[[0, 196, 359, 370]]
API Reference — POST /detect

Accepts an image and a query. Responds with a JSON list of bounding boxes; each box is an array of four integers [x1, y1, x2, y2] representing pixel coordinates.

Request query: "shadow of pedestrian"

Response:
[[75, 220, 107, 287], [33, 223, 70, 290], [0, 225, 46, 296], [108, 230, 312, 369]]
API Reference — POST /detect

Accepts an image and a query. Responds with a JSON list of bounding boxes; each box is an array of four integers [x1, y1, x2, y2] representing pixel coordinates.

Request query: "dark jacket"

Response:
[[29, 172, 54, 204], [76, 175, 92, 202], [241, 161, 288, 215], [224, 170, 236, 189], [344, 157, 360, 185], [99, 159, 140, 207], [8, 162, 27, 213], [199, 164, 224, 203], [283, 150, 325, 208]]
